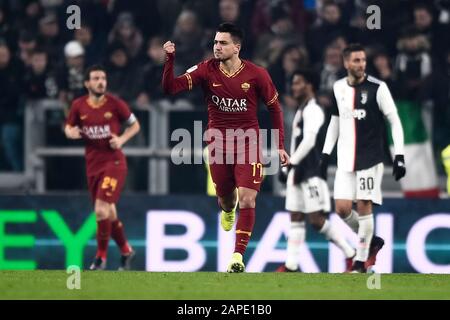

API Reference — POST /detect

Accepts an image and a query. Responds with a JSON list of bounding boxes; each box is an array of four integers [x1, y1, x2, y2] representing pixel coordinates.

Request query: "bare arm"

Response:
[[109, 120, 140, 150], [64, 124, 82, 140]]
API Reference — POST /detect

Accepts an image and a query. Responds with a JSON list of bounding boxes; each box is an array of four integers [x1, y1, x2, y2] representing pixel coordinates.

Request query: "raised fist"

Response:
[[163, 41, 176, 54]]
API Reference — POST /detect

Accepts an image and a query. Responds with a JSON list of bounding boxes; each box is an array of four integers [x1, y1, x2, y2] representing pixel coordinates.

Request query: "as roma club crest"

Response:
[[241, 82, 250, 92], [104, 112, 113, 119]]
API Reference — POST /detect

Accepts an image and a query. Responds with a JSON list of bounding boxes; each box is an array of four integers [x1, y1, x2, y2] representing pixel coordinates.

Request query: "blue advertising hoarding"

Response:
[[0, 195, 449, 273]]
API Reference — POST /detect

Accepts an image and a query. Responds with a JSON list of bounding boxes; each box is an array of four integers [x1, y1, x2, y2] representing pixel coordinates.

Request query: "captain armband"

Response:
[[126, 113, 137, 126]]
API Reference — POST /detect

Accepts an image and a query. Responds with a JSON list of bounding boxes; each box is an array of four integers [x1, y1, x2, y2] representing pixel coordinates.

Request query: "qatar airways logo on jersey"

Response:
[[342, 109, 367, 120], [82, 125, 111, 139], [211, 95, 247, 112]]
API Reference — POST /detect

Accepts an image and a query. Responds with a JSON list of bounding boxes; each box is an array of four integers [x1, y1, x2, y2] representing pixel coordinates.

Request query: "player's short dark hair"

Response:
[[217, 22, 244, 44], [84, 64, 107, 81], [292, 69, 319, 93], [342, 43, 365, 59]]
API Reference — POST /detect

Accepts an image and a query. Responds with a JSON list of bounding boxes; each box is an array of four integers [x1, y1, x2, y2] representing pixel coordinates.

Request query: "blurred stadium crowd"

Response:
[[0, 0, 449, 191]]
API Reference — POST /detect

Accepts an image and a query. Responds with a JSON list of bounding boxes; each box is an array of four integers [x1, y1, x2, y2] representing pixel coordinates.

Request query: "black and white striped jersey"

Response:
[[330, 75, 397, 172], [290, 98, 324, 182]]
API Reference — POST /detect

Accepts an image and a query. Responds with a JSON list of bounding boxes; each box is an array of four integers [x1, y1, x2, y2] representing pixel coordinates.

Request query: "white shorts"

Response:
[[285, 172, 331, 214], [334, 162, 384, 205]]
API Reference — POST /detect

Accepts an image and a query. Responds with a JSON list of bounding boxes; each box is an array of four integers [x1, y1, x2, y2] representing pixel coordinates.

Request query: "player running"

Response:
[[276, 69, 356, 272], [65, 65, 140, 270], [320, 44, 406, 273], [162, 22, 289, 273]]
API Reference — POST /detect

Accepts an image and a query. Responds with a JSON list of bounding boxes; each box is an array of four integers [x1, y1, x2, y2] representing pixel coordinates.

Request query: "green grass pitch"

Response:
[[1, 271, 449, 300]]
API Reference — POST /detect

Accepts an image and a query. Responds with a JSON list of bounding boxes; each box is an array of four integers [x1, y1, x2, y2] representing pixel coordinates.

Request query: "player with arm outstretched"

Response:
[[65, 65, 140, 270], [320, 44, 406, 273], [276, 69, 356, 272], [162, 22, 289, 273]]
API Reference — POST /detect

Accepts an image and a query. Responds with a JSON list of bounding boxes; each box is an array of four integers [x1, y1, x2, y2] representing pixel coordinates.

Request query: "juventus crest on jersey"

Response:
[[331, 75, 397, 172]]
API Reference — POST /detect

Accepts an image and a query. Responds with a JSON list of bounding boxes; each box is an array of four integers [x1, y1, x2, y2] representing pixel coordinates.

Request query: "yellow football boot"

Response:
[[226, 252, 245, 273]]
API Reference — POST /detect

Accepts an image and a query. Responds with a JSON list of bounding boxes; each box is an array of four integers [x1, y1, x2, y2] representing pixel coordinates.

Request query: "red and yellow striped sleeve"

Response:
[[257, 68, 285, 150], [162, 53, 205, 94]]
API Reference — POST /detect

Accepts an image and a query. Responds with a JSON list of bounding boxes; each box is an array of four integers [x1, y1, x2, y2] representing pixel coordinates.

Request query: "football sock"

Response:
[[234, 208, 255, 255], [355, 214, 374, 262], [343, 209, 359, 233], [111, 219, 132, 255], [285, 221, 305, 271], [96, 219, 112, 259], [319, 220, 355, 258]]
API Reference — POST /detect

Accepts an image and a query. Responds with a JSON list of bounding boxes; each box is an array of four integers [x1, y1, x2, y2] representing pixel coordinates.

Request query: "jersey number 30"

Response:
[[359, 177, 374, 191]]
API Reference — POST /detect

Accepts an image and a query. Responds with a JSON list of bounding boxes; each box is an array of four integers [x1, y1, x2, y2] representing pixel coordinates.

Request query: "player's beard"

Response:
[[293, 92, 306, 104], [296, 91, 312, 106], [91, 86, 106, 97], [214, 52, 231, 62], [350, 68, 365, 82]]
